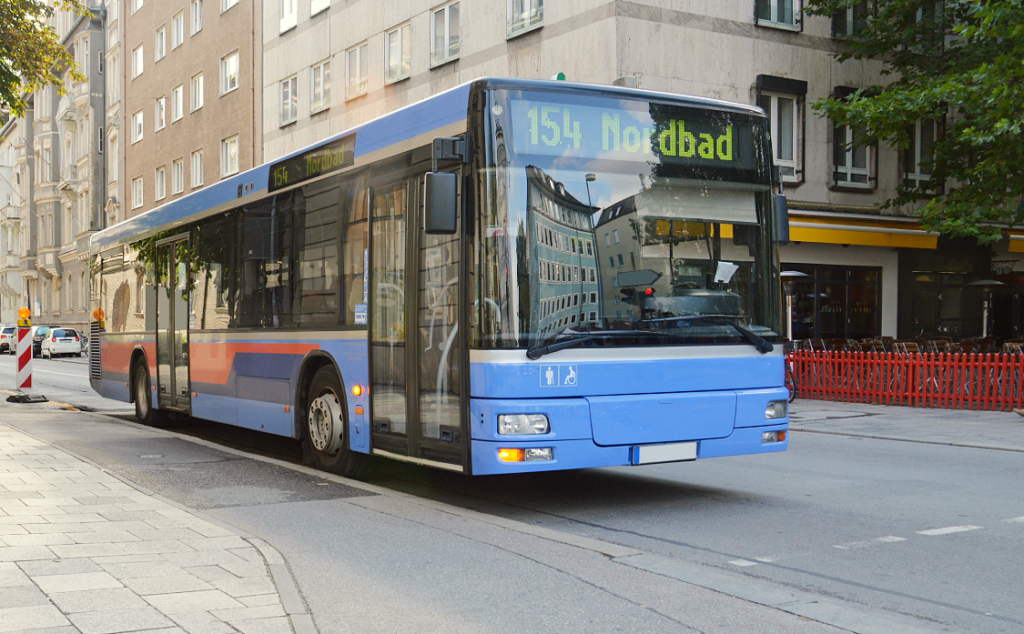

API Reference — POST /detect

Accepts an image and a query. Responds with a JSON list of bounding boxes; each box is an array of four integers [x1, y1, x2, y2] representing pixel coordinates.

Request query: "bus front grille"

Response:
[[89, 322, 101, 381]]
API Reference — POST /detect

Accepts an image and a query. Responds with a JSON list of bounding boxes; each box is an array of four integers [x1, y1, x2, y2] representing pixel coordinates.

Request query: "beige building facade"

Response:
[[123, 0, 262, 219]]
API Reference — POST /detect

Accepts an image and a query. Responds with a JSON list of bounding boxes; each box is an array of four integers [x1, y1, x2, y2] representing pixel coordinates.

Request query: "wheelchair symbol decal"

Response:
[[540, 364, 578, 388]]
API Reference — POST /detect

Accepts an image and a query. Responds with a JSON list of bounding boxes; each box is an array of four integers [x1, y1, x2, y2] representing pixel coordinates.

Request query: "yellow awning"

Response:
[[788, 215, 938, 249]]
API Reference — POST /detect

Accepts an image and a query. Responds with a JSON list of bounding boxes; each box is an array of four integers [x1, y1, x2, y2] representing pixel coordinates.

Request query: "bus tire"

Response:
[[133, 362, 170, 428], [303, 366, 364, 478]]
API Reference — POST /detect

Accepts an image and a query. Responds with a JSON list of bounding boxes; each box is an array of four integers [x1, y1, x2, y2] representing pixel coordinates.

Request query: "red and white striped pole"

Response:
[[16, 307, 31, 391]]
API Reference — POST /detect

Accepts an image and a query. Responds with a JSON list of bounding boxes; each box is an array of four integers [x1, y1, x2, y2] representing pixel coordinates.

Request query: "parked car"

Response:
[[0, 326, 14, 354], [40, 328, 84, 359], [30, 325, 51, 358]]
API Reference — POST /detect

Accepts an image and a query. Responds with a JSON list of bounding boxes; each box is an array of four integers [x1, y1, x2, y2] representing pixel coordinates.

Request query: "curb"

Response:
[[790, 425, 1024, 453]]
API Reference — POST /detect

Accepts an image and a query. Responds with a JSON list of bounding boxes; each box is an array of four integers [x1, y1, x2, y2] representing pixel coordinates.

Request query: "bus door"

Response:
[[370, 171, 465, 471], [155, 236, 191, 413]]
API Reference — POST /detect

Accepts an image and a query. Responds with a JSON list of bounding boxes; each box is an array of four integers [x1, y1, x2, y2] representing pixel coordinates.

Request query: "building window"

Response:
[[155, 96, 166, 130], [131, 0, 142, 14], [97, 126, 104, 154], [311, 60, 330, 113], [191, 0, 203, 35], [131, 177, 143, 209], [155, 166, 166, 200], [833, 123, 872, 188], [904, 118, 939, 190], [171, 85, 183, 121], [833, 0, 868, 37], [430, 2, 460, 67], [222, 0, 237, 12], [310, 0, 328, 17], [220, 135, 238, 177], [172, 158, 184, 194], [131, 44, 143, 78], [346, 43, 367, 99], [191, 73, 204, 111], [760, 92, 799, 181], [508, 0, 543, 38], [385, 24, 411, 84], [191, 150, 203, 188], [172, 12, 184, 48], [280, 0, 297, 33], [221, 51, 239, 94], [131, 110, 143, 143], [280, 76, 297, 126], [155, 27, 166, 61], [756, 0, 800, 30]]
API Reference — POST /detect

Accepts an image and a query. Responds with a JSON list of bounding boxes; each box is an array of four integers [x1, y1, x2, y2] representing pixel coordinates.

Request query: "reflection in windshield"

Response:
[[472, 90, 782, 350]]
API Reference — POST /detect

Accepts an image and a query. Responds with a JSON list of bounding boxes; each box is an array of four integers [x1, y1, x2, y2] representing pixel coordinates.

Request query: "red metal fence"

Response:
[[788, 350, 1024, 411]]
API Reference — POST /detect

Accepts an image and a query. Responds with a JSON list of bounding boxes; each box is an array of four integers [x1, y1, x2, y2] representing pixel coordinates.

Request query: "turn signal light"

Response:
[[352, 385, 362, 396], [762, 430, 787, 444], [499, 448, 524, 462]]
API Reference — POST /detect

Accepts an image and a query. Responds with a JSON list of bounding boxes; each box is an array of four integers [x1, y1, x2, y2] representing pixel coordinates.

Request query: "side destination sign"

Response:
[[269, 132, 356, 192]]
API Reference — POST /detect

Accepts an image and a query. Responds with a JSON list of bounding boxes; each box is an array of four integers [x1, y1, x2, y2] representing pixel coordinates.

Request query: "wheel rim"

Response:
[[308, 389, 344, 455], [136, 369, 149, 419]]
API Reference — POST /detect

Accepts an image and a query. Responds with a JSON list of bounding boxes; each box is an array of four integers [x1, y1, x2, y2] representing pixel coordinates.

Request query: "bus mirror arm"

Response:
[[775, 193, 790, 246]]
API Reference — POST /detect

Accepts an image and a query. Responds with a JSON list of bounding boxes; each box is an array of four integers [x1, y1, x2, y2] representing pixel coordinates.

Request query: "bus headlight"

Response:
[[765, 400, 788, 419], [498, 414, 550, 435]]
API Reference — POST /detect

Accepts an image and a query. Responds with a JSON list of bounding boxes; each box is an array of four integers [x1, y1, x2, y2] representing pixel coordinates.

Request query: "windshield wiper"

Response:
[[527, 330, 594, 360], [645, 314, 774, 354]]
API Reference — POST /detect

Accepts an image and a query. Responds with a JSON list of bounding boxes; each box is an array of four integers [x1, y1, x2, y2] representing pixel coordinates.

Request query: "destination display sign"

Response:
[[508, 99, 757, 172], [268, 132, 356, 192]]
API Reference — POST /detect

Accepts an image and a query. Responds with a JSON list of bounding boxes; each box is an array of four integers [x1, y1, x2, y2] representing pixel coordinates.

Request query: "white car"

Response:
[[40, 328, 84, 358], [0, 326, 15, 354]]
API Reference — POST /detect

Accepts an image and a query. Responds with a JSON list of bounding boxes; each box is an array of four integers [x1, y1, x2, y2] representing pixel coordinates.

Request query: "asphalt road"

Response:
[[3, 353, 1022, 633]]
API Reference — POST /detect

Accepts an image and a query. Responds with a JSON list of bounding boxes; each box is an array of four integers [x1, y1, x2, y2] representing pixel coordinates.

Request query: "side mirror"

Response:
[[424, 172, 458, 234], [775, 193, 790, 246]]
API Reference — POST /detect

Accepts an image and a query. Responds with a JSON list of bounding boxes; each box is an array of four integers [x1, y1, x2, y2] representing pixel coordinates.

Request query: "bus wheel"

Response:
[[133, 362, 169, 428], [303, 366, 363, 477]]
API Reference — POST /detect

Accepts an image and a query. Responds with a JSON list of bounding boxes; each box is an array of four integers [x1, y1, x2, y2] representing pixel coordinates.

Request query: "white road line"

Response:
[[1005, 516, 1024, 523], [916, 525, 982, 536], [835, 535, 906, 549], [728, 559, 758, 567]]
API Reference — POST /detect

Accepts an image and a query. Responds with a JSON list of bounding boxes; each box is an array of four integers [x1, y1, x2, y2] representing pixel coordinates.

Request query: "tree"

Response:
[[0, 0, 87, 118], [803, 0, 1024, 244]]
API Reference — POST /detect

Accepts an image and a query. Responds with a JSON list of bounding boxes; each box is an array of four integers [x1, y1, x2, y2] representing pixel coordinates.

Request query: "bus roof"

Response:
[[91, 77, 764, 254]]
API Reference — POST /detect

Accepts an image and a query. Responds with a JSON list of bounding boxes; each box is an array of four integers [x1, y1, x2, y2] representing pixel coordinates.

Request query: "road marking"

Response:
[[834, 535, 906, 549], [916, 525, 982, 536], [728, 559, 758, 567], [1004, 516, 1024, 523]]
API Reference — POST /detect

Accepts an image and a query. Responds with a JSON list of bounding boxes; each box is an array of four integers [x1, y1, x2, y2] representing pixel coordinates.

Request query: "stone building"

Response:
[[0, 4, 108, 332]]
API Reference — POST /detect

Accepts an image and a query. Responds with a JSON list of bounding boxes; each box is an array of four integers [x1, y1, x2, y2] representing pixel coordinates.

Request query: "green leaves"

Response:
[[0, 0, 88, 117], [805, 0, 1024, 242]]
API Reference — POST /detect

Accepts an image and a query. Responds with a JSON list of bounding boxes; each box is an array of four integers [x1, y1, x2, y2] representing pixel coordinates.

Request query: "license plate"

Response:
[[61, 339, 72, 343], [633, 442, 698, 465]]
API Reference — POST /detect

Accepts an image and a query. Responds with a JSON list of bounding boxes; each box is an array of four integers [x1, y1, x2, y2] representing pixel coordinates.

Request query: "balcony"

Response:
[[1, 254, 19, 271]]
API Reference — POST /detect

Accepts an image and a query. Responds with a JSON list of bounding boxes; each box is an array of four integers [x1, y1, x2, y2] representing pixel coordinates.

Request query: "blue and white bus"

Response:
[[90, 78, 789, 476]]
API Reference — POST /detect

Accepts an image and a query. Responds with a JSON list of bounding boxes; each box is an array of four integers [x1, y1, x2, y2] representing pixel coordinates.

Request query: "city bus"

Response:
[[89, 78, 789, 476]]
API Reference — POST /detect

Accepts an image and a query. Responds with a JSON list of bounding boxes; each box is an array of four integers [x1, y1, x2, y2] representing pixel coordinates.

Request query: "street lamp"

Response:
[[781, 270, 810, 342], [968, 279, 1004, 338], [584, 173, 596, 208]]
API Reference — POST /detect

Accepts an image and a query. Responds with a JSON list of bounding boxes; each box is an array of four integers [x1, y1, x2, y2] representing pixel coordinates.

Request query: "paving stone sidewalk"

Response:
[[0, 422, 298, 634], [790, 398, 1024, 452]]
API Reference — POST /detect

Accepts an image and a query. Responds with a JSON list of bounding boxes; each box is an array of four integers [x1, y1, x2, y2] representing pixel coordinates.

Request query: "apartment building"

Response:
[[0, 5, 108, 332], [259, 0, 1024, 342], [0, 137, 26, 324], [122, 0, 262, 218]]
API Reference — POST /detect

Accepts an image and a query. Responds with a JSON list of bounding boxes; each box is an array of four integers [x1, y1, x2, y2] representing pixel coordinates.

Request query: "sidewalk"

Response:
[[0, 422, 309, 634], [790, 398, 1024, 452]]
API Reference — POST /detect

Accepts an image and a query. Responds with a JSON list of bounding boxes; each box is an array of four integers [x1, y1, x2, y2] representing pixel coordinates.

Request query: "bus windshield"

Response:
[[474, 88, 782, 350]]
